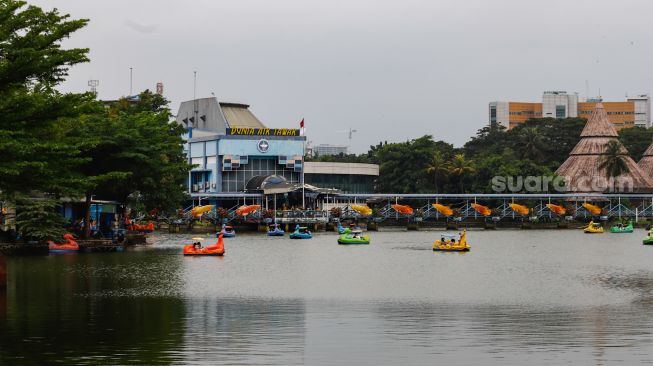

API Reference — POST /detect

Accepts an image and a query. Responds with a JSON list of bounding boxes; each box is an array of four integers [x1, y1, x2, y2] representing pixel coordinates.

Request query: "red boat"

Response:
[[48, 233, 80, 253], [128, 222, 155, 232], [183, 234, 225, 256]]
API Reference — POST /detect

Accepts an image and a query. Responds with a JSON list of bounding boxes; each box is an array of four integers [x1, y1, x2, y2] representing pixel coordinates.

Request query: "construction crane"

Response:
[[336, 127, 358, 140]]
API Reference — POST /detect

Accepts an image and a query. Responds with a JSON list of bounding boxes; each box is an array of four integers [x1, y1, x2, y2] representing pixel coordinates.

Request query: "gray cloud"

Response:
[[27, 0, 653, 152]]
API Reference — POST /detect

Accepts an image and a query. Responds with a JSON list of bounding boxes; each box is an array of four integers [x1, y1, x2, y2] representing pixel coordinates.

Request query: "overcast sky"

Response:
[[30, 0, 653, 152]]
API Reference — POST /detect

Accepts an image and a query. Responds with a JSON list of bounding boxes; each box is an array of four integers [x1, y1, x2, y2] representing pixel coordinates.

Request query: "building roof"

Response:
[[304, 162, 379, 176], [176, 98, 267, 133], [579, 103, 619, 138], [637, 142, 653, 176], [219, 102, 266, 129], [555, 103, 653, 193]]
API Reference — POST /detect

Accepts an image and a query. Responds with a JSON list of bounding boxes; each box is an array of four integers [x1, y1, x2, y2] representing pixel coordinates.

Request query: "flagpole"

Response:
[[301, 118, 305, 209]]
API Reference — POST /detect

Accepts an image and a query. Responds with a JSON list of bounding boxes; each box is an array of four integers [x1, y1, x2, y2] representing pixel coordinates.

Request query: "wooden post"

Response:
[[0, 256, 6, 290], [0, 255, 5, 319]]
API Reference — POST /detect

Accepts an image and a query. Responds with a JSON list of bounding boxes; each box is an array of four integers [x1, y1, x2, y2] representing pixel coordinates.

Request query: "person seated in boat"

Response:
[[451, 238, 456, 245], [352, 232, 360, 239]]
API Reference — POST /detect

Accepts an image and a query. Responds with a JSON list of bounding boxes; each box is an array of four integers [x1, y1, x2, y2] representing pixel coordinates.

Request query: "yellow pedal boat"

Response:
[[583, 220, 604, 234], [433, 230, 470, 252]]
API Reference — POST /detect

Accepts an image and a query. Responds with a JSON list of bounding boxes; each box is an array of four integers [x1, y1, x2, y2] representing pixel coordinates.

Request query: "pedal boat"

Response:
[[267, 223, 285, 236], [610, 221, 633, 233], [184, 234, 225, 256], [433, 231, 470, 252], [290, 225, 312, 239], [643, 229, 653, 245], [338, 229, 370, 245], [48, 233, 80, 253], [584, 221, 604, 234], [218, 224, 236, 238]]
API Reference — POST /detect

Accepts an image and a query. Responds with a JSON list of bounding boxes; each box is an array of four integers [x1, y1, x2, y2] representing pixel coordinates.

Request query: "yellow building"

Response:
[[489, 91, 650, 130]]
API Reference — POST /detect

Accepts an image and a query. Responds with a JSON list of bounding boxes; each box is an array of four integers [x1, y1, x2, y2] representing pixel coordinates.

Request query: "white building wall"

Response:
[[628, 95, 651, 128], [489, 101, 509, 127], [542, 91, 578, 118]]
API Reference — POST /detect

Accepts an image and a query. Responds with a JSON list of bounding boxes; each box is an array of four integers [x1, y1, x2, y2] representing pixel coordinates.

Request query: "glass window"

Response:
[[205, 141, 217, 156], [190, 142, 204, 157], [555, 105, 566, 119]]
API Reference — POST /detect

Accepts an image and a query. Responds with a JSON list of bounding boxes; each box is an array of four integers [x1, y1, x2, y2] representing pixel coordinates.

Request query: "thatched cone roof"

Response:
[[637, 142, 653, 176], [555, 103, 653, 193]]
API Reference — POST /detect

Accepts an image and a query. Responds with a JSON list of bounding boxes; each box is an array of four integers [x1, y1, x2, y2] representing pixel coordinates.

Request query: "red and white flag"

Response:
[[299, 118, 305, 136]]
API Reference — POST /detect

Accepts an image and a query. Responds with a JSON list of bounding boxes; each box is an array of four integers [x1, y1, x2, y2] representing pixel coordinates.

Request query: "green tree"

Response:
[[517, 127, 546, 162], [67, 91, 191, 237], [426, 151, 449, 193], [618, 126, 653, 161], [599, 140, 630, 192], [0, 1, 91, 239], [447, 154, 475, 193], [0, 1, 90, 197]]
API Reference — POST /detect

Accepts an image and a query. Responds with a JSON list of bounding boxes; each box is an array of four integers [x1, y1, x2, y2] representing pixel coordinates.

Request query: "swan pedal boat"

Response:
[[583, 221, 604, 234], [338, 229, 370, 245], [48, 233, 80, 253], [290, 225, 312, 239], [433, 231, 470, 252], [184, 235, 225, 256], [610, 221, 633, 233], [218, 224, 236, 238], [643, 230, 653, 245], [267, 224, 285, 236]]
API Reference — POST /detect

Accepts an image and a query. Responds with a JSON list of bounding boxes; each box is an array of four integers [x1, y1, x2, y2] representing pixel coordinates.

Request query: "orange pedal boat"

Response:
[[48, 233, 80, 253], [184, 234, 225, 256]]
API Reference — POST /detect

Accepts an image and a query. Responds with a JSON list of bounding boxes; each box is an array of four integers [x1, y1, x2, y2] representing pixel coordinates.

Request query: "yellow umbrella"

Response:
[[351, 205, 372, 216], [432, 203, 453, 217]]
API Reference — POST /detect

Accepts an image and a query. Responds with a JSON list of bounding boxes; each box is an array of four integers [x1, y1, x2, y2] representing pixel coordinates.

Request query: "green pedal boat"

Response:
[[643, 230, 653, 245], [610, 221, 633, 233], [338, 229, 370, 245]]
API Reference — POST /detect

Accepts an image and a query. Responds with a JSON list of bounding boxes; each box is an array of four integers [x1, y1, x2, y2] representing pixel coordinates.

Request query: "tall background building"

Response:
[[489, 91, 651, 130]]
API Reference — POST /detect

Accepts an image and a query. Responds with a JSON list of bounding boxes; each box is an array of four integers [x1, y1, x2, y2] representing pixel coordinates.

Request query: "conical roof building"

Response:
[[638, 142, 653, 176], [555, 103, 653, 193]]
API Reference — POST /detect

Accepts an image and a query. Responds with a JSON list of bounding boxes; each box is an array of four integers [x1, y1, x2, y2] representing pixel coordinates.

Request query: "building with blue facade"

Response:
[[178, 98, 378, 208]]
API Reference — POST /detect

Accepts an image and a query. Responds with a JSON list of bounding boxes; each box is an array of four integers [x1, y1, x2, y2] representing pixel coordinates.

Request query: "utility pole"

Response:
[[129, 67, 133, 96]]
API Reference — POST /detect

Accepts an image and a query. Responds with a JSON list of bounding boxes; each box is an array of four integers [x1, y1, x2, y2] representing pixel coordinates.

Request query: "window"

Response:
[[555, 105, 566, 119]]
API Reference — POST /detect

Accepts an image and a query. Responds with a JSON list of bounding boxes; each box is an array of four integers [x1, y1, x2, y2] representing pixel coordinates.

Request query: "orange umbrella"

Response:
[[546, 203, 566, 215], [432, 203, 453, 217], [582, 203, 601, 215], [509, 203, 529, 216], [235, 205, 261, 216], [471, 203, 492, 216], [391, 204, 413, 215]]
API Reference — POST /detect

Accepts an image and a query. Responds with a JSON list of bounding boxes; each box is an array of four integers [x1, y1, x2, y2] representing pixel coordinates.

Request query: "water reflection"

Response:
[[182, 298, 306, 365], [0, 252, 186, 365], [1, 231, 653, 364]]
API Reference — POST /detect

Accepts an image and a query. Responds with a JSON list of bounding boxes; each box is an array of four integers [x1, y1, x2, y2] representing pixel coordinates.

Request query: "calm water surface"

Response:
[[2, 229, 653, 365]]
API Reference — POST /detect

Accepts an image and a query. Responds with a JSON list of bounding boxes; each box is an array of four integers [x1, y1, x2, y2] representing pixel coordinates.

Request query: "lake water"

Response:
[[1, 229, 653, 365]]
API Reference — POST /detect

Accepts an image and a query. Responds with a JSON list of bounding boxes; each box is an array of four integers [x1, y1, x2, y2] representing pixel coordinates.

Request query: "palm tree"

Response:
[[426, 151, 448, 193], [518, 127, 545, 162], [598, 140, 630, 192], [447, 154, 475, 193]]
